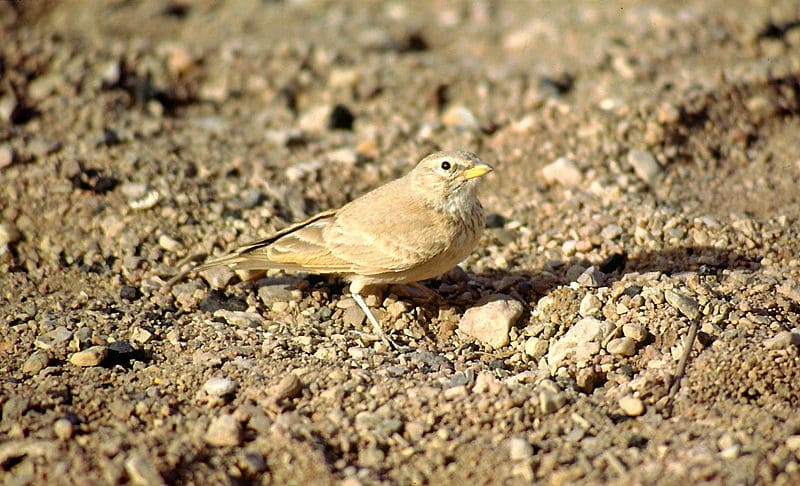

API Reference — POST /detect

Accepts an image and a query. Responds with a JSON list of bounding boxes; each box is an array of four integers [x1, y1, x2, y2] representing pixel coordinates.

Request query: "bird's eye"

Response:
[[440, 161, 451, 171]]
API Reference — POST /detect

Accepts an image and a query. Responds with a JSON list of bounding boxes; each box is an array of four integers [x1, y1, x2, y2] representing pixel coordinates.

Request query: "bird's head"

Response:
[[409, 150, 493, 204]]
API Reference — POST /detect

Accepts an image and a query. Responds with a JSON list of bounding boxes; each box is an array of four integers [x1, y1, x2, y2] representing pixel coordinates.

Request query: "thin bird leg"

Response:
[[352, 292, 398, 350]]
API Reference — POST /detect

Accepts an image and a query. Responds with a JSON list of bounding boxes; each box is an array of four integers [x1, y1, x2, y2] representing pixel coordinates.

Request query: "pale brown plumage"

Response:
[[197, 150, 493, 347]]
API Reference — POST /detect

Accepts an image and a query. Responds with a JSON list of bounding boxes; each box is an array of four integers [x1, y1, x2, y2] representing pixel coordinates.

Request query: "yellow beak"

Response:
[[462, 163, 493, 180]]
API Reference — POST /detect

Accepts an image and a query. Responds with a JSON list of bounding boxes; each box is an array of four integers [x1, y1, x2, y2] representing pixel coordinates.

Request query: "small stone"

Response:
[[576, 266, 603, 287], [627, 149, 662, 185], [441, 105, 480, 131], [0, 93, 17, 122], [619, 396, 645, 416], [258, 283, 296, 305], [458, 295, 524, 349], [0, 144, 15, 169], [579, 293, 602, 317], [130, 327, 154, 344], [0, 222, 21, 254], [125, 452, 165, 486], [205, 414, 242, 446], [763, 331, 800, 350], [239, 451, 267, 474], [157, 234, 181, 252], [622, 323, 648, 342], [22, 350, 50, 375], [548, 318, 613, 369], [538, 388, 566, 414], [271, 374, 303, 401], [28, 73, 63, 101], [2, 396, 30, 424], [607, 337, 637, 356], [70, 346, 108, 367], [524, 337, 548, 359], [53, 418, 74, 440], [601, 224, 623, 240], [777, 282, 800, 304], [120, 285, 142, 302], [326, 148, 359, 166], [656, 102, 681, 124], [507, 437, 533, 460], [128, 190, 160, 210], [664, 289, 699, 319], [203, 377, 238, 397], [541, 157, 583, 187], [213, 310, 264, 329], [35, 326, 73, 350], [786, 435, 800, 451], [342, 305, 366, 327], [120, 182, 149, 200], [575, 368, 600, 392]]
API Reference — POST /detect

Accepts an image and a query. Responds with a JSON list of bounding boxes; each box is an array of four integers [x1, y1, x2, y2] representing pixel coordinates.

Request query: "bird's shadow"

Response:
[[203, 246, 762, 346], [465, 245, 762, 307]]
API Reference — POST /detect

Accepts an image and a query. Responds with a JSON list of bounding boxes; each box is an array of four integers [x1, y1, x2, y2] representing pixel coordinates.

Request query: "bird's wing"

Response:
[[197, 209, 355, 273], [323, 183, 451, 275]]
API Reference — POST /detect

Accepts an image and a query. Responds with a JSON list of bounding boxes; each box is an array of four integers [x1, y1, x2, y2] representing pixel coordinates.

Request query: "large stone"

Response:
[[458, 295, 524, 349]]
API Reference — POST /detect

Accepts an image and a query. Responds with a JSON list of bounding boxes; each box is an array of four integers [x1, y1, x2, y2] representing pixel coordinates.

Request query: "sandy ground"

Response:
[[2, 0, 800, 484]]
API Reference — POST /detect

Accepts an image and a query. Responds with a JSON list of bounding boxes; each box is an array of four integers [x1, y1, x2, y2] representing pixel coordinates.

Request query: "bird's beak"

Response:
[[462, 162, 493, 180]]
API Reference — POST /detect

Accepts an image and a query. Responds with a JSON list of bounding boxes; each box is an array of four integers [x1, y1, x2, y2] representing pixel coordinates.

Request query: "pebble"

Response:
[[540, 157, 583, 187], [579, 293, 602, 317], [0, 94, 16, 122], [53, 418, 74, 440], [622, 323, 649, 342], [538, 388, 566, 414], [205, 414, 242, 446], [342, 305, 366, 327], [258, 283, 296, 305], [213, 310, 264, 329], [601, 224, 623, 240], [607, 337, 637, 356], [125, 452, 165, 486], [507, 437, 534, 460], [619, 396, 645, 416], [28, 73, 64, 101], [656, 102, 681, 124], [524, 337, 548, 359], [22, 350, 50, 375], [128, 190, 160, 210], [763, 331, 800, 350], [199, 265, 236, 289], [271, 374, 303, 401], [130, 327, 154, 344], [777, 282, 800, 304], [157, 234, 182, 252], [548, 317, 613, 369], [70, 346, 108, 367], [664, 289, 700, 319], [627, 149, 662, 185], [786, 435, 800, 451], [120, 182, 149, 201], [441, 105, 480, 131], [203, 377, 238, 397], [577, 266, 603, 287], [35, 326, 73, 350], [0, 144, 15, 169], [458, 294, 524, 349]]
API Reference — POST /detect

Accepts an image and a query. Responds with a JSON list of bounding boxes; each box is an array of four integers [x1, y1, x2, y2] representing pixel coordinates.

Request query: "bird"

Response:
[[195, 150, 493, 348]]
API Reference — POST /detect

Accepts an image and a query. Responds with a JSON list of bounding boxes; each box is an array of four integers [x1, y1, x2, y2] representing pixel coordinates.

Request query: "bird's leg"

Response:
[[352, 292, 399, 350]]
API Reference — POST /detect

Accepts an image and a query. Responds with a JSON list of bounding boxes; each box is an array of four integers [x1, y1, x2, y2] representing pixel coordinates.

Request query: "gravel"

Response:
[[2, 0, 800, 484]]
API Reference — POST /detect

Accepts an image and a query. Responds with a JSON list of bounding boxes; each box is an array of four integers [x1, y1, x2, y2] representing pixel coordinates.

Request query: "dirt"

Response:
[[2, 0, 800, 484]]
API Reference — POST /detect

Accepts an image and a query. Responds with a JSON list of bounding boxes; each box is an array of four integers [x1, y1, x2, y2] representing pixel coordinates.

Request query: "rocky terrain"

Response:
[[2, 0, 800, 484]]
